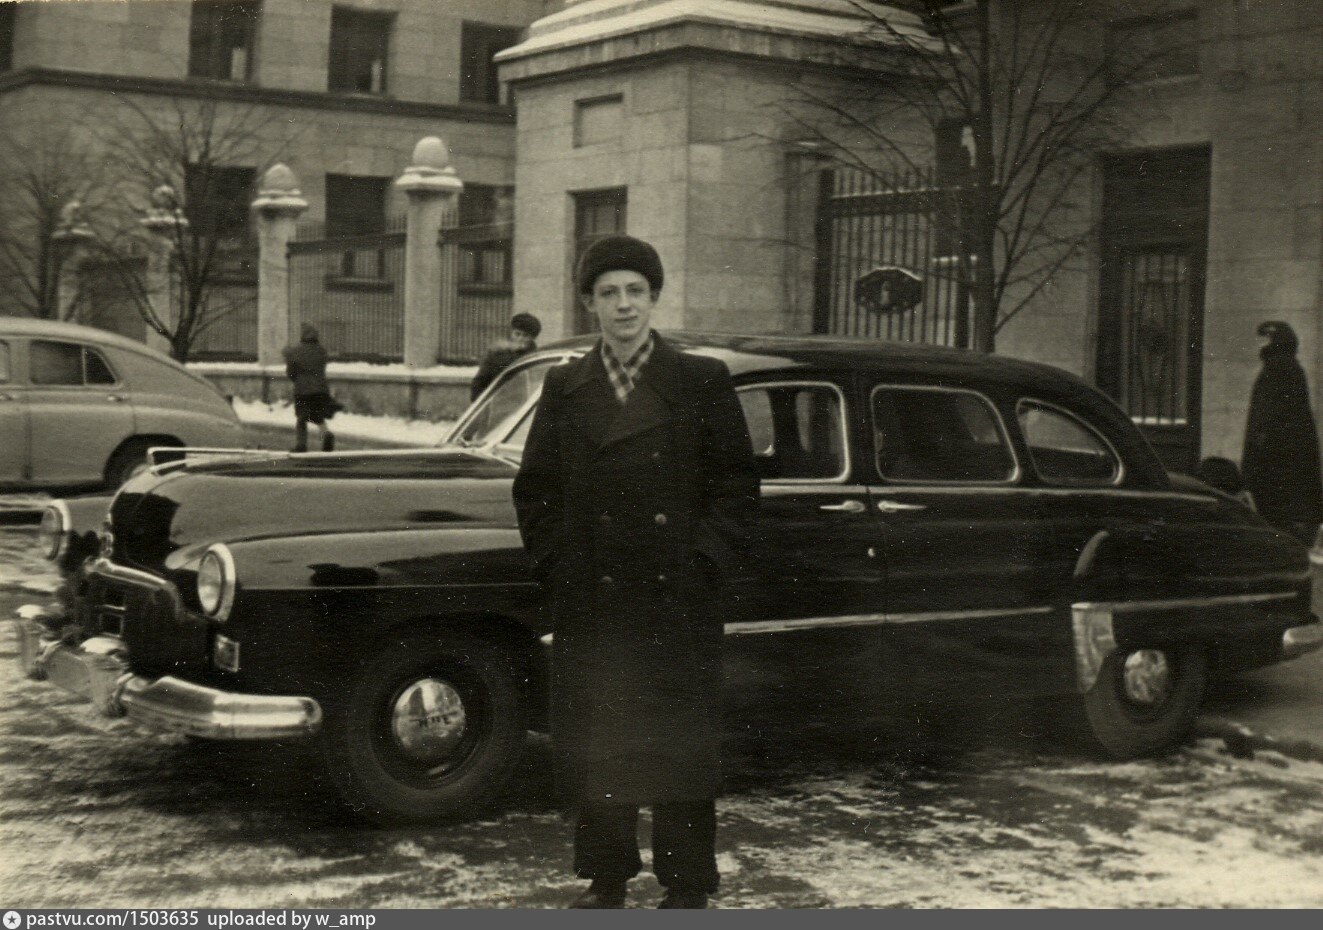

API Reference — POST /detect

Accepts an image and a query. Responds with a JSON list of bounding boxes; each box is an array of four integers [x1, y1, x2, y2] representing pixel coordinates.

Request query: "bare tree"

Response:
[[0, 128, 106, 321], [789, 0, 1187, 351], [87, 95, 286, 360]]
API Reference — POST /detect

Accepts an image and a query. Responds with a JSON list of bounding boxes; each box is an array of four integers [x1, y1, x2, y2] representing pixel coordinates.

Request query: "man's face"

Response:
[[584, 270, 656, 344], [510, 328, 536, 351]]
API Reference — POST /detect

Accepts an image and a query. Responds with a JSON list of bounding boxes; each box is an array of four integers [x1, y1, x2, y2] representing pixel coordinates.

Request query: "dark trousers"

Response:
[[573, 800, 718, 893]]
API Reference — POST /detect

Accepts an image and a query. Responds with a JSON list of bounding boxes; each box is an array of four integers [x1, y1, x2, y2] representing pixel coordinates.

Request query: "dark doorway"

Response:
[[1098, 147, 1210, 474]]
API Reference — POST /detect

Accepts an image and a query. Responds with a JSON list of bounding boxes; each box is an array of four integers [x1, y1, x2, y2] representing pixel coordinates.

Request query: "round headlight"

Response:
[[37, 502, 69, 562], [196, 544, 236, 621]]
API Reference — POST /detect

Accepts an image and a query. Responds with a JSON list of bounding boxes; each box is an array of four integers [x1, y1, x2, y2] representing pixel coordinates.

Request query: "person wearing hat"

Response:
[[283, 323, 338, 453], [471, 312, 543, 400], [1242, 320, 1323, 542], [512, 235, 759, 908]]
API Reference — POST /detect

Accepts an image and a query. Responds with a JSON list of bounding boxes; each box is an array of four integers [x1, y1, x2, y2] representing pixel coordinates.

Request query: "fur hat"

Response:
[[576, 235, 663, 295], [510, 312, 541, 338], [300, 322, 320, 342]]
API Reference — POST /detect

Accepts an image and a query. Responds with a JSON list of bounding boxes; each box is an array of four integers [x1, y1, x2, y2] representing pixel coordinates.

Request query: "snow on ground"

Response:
[[232, 398, 454, 447]]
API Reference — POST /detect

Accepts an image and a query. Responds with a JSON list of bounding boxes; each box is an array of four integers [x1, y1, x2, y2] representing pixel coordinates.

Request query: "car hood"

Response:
[[109, 449, 519, 572]]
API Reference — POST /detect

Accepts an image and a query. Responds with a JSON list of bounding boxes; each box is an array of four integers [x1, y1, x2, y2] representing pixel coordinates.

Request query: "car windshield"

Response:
[[450, 358, 559, 448]]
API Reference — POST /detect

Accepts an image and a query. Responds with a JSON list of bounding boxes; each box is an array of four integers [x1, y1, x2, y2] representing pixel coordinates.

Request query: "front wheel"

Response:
[[1081, 643, 1207, 758], [319, 631, 528, 825]]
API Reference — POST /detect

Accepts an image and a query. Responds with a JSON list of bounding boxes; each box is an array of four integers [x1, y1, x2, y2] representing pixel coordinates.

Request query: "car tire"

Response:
[[105, 440, 153, 488], [318, 631, 528, 826], [1080, 642, 1207, 759]]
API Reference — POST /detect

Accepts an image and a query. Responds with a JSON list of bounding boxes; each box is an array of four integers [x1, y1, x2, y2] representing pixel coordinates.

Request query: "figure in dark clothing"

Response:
[[471, 313, 541, 400], [512, 236, 759, 909], [1242, 320, 1323, 542], [283, 323, 338, 453]]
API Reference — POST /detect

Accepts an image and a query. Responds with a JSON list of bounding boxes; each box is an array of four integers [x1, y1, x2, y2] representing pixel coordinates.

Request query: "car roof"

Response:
[[0, 317, 169, 358], [538, 330, 1099, 397]]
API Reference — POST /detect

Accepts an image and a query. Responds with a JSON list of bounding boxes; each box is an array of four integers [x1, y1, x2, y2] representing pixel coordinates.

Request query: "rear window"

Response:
[[1017, 399, 1121, 485], [872, 386, 1016, 483], [29, 341, 118, 387]]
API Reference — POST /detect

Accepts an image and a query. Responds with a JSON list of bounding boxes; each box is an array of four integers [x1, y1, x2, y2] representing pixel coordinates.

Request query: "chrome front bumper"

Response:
[[13, 604, 322, 740]]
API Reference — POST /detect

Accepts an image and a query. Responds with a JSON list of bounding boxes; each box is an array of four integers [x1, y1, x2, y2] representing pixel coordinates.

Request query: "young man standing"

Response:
[[512, 235, 759, 908], [470, 312, 542, 400]]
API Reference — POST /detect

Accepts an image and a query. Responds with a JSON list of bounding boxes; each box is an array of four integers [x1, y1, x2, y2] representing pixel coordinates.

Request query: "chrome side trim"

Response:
[[725, 606, 1052, 636], [1073, 591, 1295, 615], [1070, 591, 1300, 692], [540, 606, 1054, 645]]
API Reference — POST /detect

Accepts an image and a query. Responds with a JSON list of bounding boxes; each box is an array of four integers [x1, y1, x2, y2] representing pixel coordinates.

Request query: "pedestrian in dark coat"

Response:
[[512, 235, 759, 909], [1242, 320, 1323, 542], [283, 323, 338, 452], [471, 313, 542, 400]]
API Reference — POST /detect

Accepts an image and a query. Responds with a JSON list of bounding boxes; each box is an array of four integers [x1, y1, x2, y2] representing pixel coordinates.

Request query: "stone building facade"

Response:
[[499, 0, 1323, 474]]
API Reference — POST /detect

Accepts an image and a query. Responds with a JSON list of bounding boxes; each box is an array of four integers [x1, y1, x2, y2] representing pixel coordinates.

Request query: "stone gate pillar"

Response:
[[139, 185, 188, 357], [52, 200, 95, 322], [251, 164, 308, 366], [396, 136, 463, 368]]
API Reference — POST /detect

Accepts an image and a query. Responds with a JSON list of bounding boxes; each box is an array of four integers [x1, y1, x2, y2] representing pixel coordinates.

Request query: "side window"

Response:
[[454, 359, 557, 447], [1017, 400, 1121, 486], [29, 341, 84, 386], [737, 383, 846, 481], [873, 386, 1015, 483], [84, 348, 116, 385], [0, 341, 9, 383]]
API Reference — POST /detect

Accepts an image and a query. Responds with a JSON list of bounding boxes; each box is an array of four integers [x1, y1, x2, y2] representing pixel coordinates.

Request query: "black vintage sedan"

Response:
[[14, 333, 1322, 824]]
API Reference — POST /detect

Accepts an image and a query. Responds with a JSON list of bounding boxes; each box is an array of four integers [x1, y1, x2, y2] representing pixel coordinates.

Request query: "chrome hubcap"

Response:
[[390, 678, 467, 764], [1121, 649, 1172, 706]]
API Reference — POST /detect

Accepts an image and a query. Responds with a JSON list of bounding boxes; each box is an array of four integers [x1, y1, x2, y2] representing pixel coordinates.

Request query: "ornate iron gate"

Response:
[[813, 166, 971, 347]]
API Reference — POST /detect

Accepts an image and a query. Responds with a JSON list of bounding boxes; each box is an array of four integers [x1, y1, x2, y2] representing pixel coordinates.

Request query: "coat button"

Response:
[[600, 512, 612, 524], [657, 573, 667, 583], [600, 575, 614, 585], [654, 513, 667, 526], [651, 451, 661, 461]]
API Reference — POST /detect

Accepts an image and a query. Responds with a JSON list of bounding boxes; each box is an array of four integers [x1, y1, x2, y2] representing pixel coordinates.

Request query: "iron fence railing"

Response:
[[440, 221, 512, 364], [814, 165, 972, 347]]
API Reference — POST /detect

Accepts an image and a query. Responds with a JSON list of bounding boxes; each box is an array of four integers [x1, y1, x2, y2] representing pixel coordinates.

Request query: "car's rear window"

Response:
[[29, 340, 117, 387], [1017, 399, 1121, 485], [872, 386, 1016, 483]]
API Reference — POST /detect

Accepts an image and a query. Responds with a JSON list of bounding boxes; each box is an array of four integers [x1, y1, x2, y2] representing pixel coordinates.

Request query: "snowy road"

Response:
[[2, 528, 1323, 908]]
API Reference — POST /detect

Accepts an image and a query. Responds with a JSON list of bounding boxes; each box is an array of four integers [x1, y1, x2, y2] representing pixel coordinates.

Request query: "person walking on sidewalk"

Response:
[[471, 312, 542, 400], [512, 235, 759, 909], [1243, 320, 1323, 543], [283, 323, 338, 453]]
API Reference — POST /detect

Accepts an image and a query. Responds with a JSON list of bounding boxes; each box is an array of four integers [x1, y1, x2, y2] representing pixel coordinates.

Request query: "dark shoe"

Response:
[[568, 880, 627, 909], [657, 889, 708, 909], [321, 434, 335, 452]]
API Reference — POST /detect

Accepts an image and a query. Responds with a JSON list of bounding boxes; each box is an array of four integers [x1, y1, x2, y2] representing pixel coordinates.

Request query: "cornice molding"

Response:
[[0, 68, 516, 124]]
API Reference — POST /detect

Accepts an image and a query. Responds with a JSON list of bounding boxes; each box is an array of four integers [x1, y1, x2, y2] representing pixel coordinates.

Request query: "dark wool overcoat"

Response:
[[512, 335, 759, 806], [1243, 340, 1323, 537], [283, 338, 330, 398]]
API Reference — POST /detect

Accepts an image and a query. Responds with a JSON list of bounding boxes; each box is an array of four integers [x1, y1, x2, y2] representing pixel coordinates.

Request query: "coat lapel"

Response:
[[560, 346, 616, 450], [598, 335, 683, 451]]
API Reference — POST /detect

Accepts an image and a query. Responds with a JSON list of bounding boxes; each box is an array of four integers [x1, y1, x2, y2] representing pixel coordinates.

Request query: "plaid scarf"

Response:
[[601, 332, 656, 404]]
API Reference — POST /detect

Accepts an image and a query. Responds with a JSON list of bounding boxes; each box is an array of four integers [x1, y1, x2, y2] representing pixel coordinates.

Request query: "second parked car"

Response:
[[0, 318, 244, 489]]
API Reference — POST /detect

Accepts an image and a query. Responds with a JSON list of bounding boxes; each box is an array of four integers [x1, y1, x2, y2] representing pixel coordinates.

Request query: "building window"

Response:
[[574, 95, 624, 148], [460, 22, 522, 104], [572, 188, 627, 332], [1, 3, 18, 72], [457, 184, 514, 286], [188, 1, 261, 82], [325, 173, 390, 279], [328, 7, 393, 94], [1107, 10, 1198, 84], [185, 164, 257, 280]]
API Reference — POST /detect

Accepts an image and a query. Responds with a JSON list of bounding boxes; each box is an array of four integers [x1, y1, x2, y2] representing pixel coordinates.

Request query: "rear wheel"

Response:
[[319, 631, 528, 825], [1081, 643, 1207, 758]]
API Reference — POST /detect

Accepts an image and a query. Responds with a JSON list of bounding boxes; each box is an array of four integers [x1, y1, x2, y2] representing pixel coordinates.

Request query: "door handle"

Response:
[[819, 500, 866, 514], [876, 500, 927, 513]]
